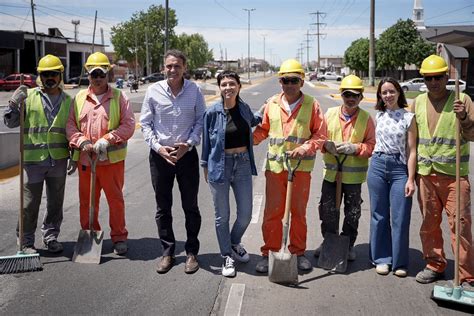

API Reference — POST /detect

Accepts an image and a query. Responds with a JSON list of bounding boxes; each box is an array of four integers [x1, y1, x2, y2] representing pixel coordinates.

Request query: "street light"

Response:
[[243, 8, 255, 83]]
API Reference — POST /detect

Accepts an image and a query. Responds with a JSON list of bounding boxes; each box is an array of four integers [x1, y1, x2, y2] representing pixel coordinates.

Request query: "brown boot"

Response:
[[184, 254, 199, 274], [156, 255, 175, 274]]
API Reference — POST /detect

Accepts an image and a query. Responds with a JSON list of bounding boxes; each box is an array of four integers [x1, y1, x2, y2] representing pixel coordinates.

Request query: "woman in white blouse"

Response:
[[368, 77, 417, 277]]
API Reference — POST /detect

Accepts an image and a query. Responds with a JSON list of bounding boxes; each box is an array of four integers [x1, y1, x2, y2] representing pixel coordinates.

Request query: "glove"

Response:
[[324, 140, 338, 155], [67, 160, 77, 175], [9, 85, 28, 107], [93, 138, 109, 161], [336, 142, 358, 155]]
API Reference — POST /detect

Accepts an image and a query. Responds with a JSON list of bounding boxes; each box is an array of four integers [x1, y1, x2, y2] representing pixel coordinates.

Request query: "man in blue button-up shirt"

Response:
[[140, 49, 205, 274]]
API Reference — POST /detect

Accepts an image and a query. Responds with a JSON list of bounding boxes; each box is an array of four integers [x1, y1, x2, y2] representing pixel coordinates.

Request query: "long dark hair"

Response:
[[375, 77, 408, 111], [217, 70, 242, 102]]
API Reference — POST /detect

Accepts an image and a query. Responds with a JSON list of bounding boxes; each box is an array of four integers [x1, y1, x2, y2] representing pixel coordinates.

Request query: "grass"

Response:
[[405, 91, 422, 99]]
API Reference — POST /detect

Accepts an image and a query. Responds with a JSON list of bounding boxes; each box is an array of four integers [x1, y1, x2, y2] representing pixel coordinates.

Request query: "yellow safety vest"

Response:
[[323, 106, 370, 184], [266, 94, 316, 173], [72, 87, 127, 163], [23, 88, 71, 162], [415, 91, 470, 176]]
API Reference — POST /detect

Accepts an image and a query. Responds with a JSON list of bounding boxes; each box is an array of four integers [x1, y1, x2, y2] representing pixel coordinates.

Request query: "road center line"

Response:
[[251, 194, 263, 224], [224, 283, 245, 316]]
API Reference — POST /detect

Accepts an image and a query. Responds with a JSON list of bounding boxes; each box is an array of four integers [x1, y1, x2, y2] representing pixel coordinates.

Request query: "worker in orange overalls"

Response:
[[66, 52, 135, 256], [253, 59, 327, 274]]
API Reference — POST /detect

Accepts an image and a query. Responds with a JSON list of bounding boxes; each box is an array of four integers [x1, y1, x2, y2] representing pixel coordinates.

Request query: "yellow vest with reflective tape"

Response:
[[24, 88, 71, 162], [72, 87, 127, 163], [266, 94, 315, 173], [323, 106, 370, 184], [415, 91, 469, 176]]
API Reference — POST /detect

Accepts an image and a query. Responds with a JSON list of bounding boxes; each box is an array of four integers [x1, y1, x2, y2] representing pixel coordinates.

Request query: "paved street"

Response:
[[0, 77, 473, 315]]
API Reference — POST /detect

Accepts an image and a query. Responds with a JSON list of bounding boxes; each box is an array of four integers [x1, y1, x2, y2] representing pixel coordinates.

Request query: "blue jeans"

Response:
[[367, 152, 412, 270], [209, 152, 253, 257]]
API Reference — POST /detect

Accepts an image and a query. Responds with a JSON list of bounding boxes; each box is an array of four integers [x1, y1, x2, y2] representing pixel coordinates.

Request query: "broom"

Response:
[[0, 74, 42, 274]]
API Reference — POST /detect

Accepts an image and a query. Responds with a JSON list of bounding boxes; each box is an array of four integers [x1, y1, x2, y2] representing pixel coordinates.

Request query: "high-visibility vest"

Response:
[[72, 87, 127, 163], [23, 88, 71, 162], [323, 106, 370, 184], [266, 93, 316, 173], [415, 92, 470, 176]]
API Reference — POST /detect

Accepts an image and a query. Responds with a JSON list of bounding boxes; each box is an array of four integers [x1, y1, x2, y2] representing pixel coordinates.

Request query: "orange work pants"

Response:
[[261, 170, 311, 256], [78, 161, 128, 243], [416, 174, 474, 282]]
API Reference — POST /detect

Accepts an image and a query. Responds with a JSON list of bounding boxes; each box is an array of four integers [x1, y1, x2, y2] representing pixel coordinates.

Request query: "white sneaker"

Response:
[[375, 264, 390, 275], [222, 256, 236, 277], [231, 244, 250, 263]]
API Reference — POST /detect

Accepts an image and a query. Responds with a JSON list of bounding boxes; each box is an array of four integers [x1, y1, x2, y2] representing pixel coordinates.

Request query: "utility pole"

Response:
[[134, 31, 139, 78], [145, 28, 150, 75], [72, 20, 80, 42], [300, 42, 305, 65], [164, 0, 169, 65], [369, 0, 375, 86], [100, 27, 104, 46], [310, 11, 326, 71], [30, 0, 38, 63], [91, 10, 97, 53], [304, 30, 312, 72], [262, 34, 267, 77], [243, 8, 255, 83]]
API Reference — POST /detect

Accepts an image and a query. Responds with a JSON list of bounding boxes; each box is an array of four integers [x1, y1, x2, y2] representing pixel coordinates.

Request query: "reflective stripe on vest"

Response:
[[415, 92, 470, 176], [266, 94, 315, 173], [323, 106, 370, 184], [23, 88, 71, 162], [72, 88, 127, 163]]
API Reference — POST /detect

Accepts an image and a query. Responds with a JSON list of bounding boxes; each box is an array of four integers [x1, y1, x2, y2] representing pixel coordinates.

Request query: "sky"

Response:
[[1, 0, 473, 66]]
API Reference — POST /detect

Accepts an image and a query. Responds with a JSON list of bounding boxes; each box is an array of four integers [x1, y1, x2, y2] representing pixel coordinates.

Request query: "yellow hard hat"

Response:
[[85, 52, 111, 71], [419, 55, 448, 75], [278, 59, 305, 77], [339, 74, 364, 92], [37, 54, 64, 73]]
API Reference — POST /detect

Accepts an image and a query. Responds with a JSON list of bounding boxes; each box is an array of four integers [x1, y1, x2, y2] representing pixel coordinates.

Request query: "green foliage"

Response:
[[344, 38, 370, 72], [173, 33, 214, 71]]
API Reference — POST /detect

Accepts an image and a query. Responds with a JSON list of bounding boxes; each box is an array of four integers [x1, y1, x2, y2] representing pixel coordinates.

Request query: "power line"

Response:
[[214, 0, 244, 23], [425, 4, 474, 21], [310, 11, 326, 69]]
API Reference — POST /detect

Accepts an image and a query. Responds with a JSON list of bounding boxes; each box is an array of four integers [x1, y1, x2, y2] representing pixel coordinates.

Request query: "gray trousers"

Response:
[[17, 162, 67, 247], [318, 180, 363, 247]]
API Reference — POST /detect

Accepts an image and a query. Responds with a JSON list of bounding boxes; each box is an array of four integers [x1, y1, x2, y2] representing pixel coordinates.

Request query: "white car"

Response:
[[400, 78, 424, 92], [318, 72, 342, 81], [215, 69, 224, 78], [419, 79, 466, 92]]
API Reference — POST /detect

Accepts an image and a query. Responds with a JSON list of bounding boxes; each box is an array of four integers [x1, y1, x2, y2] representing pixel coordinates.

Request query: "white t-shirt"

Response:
[[373, 108, 414, 164], [281, 95, 302, 116]]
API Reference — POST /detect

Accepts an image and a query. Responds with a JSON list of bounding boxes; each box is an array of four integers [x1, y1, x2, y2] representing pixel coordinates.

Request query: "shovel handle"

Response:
[[281, 153, 302, 247], [284, 152, 302, 182], [87, 153, 98, 232], [334, 154, 347, 210]]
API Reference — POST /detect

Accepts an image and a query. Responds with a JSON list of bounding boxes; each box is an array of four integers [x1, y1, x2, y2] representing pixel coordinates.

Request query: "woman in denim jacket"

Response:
[[201, 71, 261, 277]]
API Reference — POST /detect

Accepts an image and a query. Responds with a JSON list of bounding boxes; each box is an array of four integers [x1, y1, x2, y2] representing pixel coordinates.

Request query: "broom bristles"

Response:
[[0, 253, 42, 274]]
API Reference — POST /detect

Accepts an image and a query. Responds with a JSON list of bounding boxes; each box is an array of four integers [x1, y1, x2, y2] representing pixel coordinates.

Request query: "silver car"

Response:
[[419, 79, 466, 92], [400, 78, 424, 92]]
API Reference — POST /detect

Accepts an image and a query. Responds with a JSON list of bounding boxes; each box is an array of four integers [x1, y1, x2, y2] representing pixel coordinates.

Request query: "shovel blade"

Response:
[[268, 249, 298, 285], [317, 233, 350, 273], [72, 229, 104, 264]]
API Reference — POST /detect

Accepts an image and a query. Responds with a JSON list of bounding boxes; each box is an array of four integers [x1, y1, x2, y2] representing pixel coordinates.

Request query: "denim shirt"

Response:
[[201, 98, 261, 183]]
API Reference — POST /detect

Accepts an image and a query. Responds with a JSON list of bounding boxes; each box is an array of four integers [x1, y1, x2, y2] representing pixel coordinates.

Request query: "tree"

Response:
[[173, 33, 214, 72], [344, 38, 370, 75], [376, 19, 435, 79]]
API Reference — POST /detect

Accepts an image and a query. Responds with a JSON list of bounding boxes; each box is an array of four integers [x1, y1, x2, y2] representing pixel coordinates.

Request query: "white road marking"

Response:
[[251, 194, 263, 224], [260, 158, 267, 173], [251, 92, 260, 95], [224, 283, 245, 316]]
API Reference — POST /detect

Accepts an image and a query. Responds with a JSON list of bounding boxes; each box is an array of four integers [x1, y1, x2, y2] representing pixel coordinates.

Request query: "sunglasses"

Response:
[[90, 70, 107, 79], [41, 71, 60, 78], [281, 77, 301, 85], [423, 75, 444, 82], [341, 92, 360, 98]]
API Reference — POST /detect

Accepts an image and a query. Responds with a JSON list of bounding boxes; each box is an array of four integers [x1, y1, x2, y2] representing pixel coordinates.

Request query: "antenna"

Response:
[[71, 19, 80, 42]]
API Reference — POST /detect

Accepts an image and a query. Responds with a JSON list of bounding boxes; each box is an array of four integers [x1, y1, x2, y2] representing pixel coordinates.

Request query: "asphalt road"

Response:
[[0, 76, 473, 315]]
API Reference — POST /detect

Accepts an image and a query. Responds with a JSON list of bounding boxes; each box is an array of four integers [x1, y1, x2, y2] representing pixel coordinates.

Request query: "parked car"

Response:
[[194, 68, 212, 80], [140, 72, 165, 84], [67, 75, 89, 86], [0, 73, 37, 91], [419, 79, 466, 92], [318, 72, 342, 81], [214, 69, 224, 78], [308, 72, 318, 81], [400, 78, 424, 92]]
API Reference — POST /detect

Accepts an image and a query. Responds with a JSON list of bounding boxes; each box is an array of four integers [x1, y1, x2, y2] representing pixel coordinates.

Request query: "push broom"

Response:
[[0, 74, 42, 274]]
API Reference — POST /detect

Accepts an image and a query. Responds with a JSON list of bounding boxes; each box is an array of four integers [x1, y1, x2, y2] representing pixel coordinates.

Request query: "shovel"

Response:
[[268, 153, 301, 285], [72, 154, 104, 264], [318, 154, 350, 273]]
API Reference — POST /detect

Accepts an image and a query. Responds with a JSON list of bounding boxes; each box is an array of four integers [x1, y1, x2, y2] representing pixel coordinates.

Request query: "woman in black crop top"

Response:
[[201, 71, 261, 277]]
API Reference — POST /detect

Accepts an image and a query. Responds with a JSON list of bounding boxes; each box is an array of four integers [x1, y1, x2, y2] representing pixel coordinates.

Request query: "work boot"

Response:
[[348, 247, 356, 261], [255, 256, 269, 273], [21, 245, 38, 254], [297, 255, 313, 271], [231, 243, 250, 263], [184, 254, 199, 274], [415, 268, 444, 284], [222, 256, 236, 278], [113, 241, 128, 255], [156, 255, 175, 274], [313, 245, 322, 257], [44, 240, 63, 253]]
